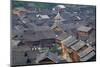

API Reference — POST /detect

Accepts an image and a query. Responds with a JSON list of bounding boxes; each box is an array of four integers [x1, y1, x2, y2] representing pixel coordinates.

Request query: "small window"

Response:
[[24, 52, 28, 57], [24, 30, 26, 32], [14, 35, 18, 38], [26, 58, 31, 64], [20, 35, 23, 38]]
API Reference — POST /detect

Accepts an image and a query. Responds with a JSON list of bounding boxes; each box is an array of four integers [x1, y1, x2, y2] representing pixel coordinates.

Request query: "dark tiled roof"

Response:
[[36, 52, 61, 63], [71, 41, 86, 51], [80, 51, 95, 61], [57, 32, 69, 40], [61, 36, 78, 47], [77, 26, 92, 32], [19, 29, 56, 41], [78, 46, 94, 58]]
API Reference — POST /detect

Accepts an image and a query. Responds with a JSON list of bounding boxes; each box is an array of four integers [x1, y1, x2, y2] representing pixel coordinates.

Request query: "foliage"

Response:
[[12, 1, 57, 9], [50, 44, 61, 54]]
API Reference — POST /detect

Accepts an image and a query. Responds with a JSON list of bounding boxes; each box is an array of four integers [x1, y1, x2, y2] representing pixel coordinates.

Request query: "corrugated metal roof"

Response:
[[71, 41, 86, 51], [61, 36, 77, 47], [57, 32, 69, 40], [80, 51, 95, 61], [78, 46, 94, 58]]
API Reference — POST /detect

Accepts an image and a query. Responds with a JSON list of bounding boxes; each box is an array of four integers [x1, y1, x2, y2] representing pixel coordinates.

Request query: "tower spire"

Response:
[[55, 11, 62, 20], [51, 11, 64, 30]]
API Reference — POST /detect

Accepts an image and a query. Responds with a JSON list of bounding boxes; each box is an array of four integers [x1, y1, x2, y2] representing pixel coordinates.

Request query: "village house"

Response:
[[77, 26, 93, 41], [35, 51, 62, 64], [77, 26, 92, 36]]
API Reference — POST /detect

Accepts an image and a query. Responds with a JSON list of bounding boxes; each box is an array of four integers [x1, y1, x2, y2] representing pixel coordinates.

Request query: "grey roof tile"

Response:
[[61, 36, 77, 47], [71, 41, 86, 51], [78, 46, 94, 58], [36, 52, 61, 63], [80, 51, 95, 61], [77, 26, 92, 32]]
